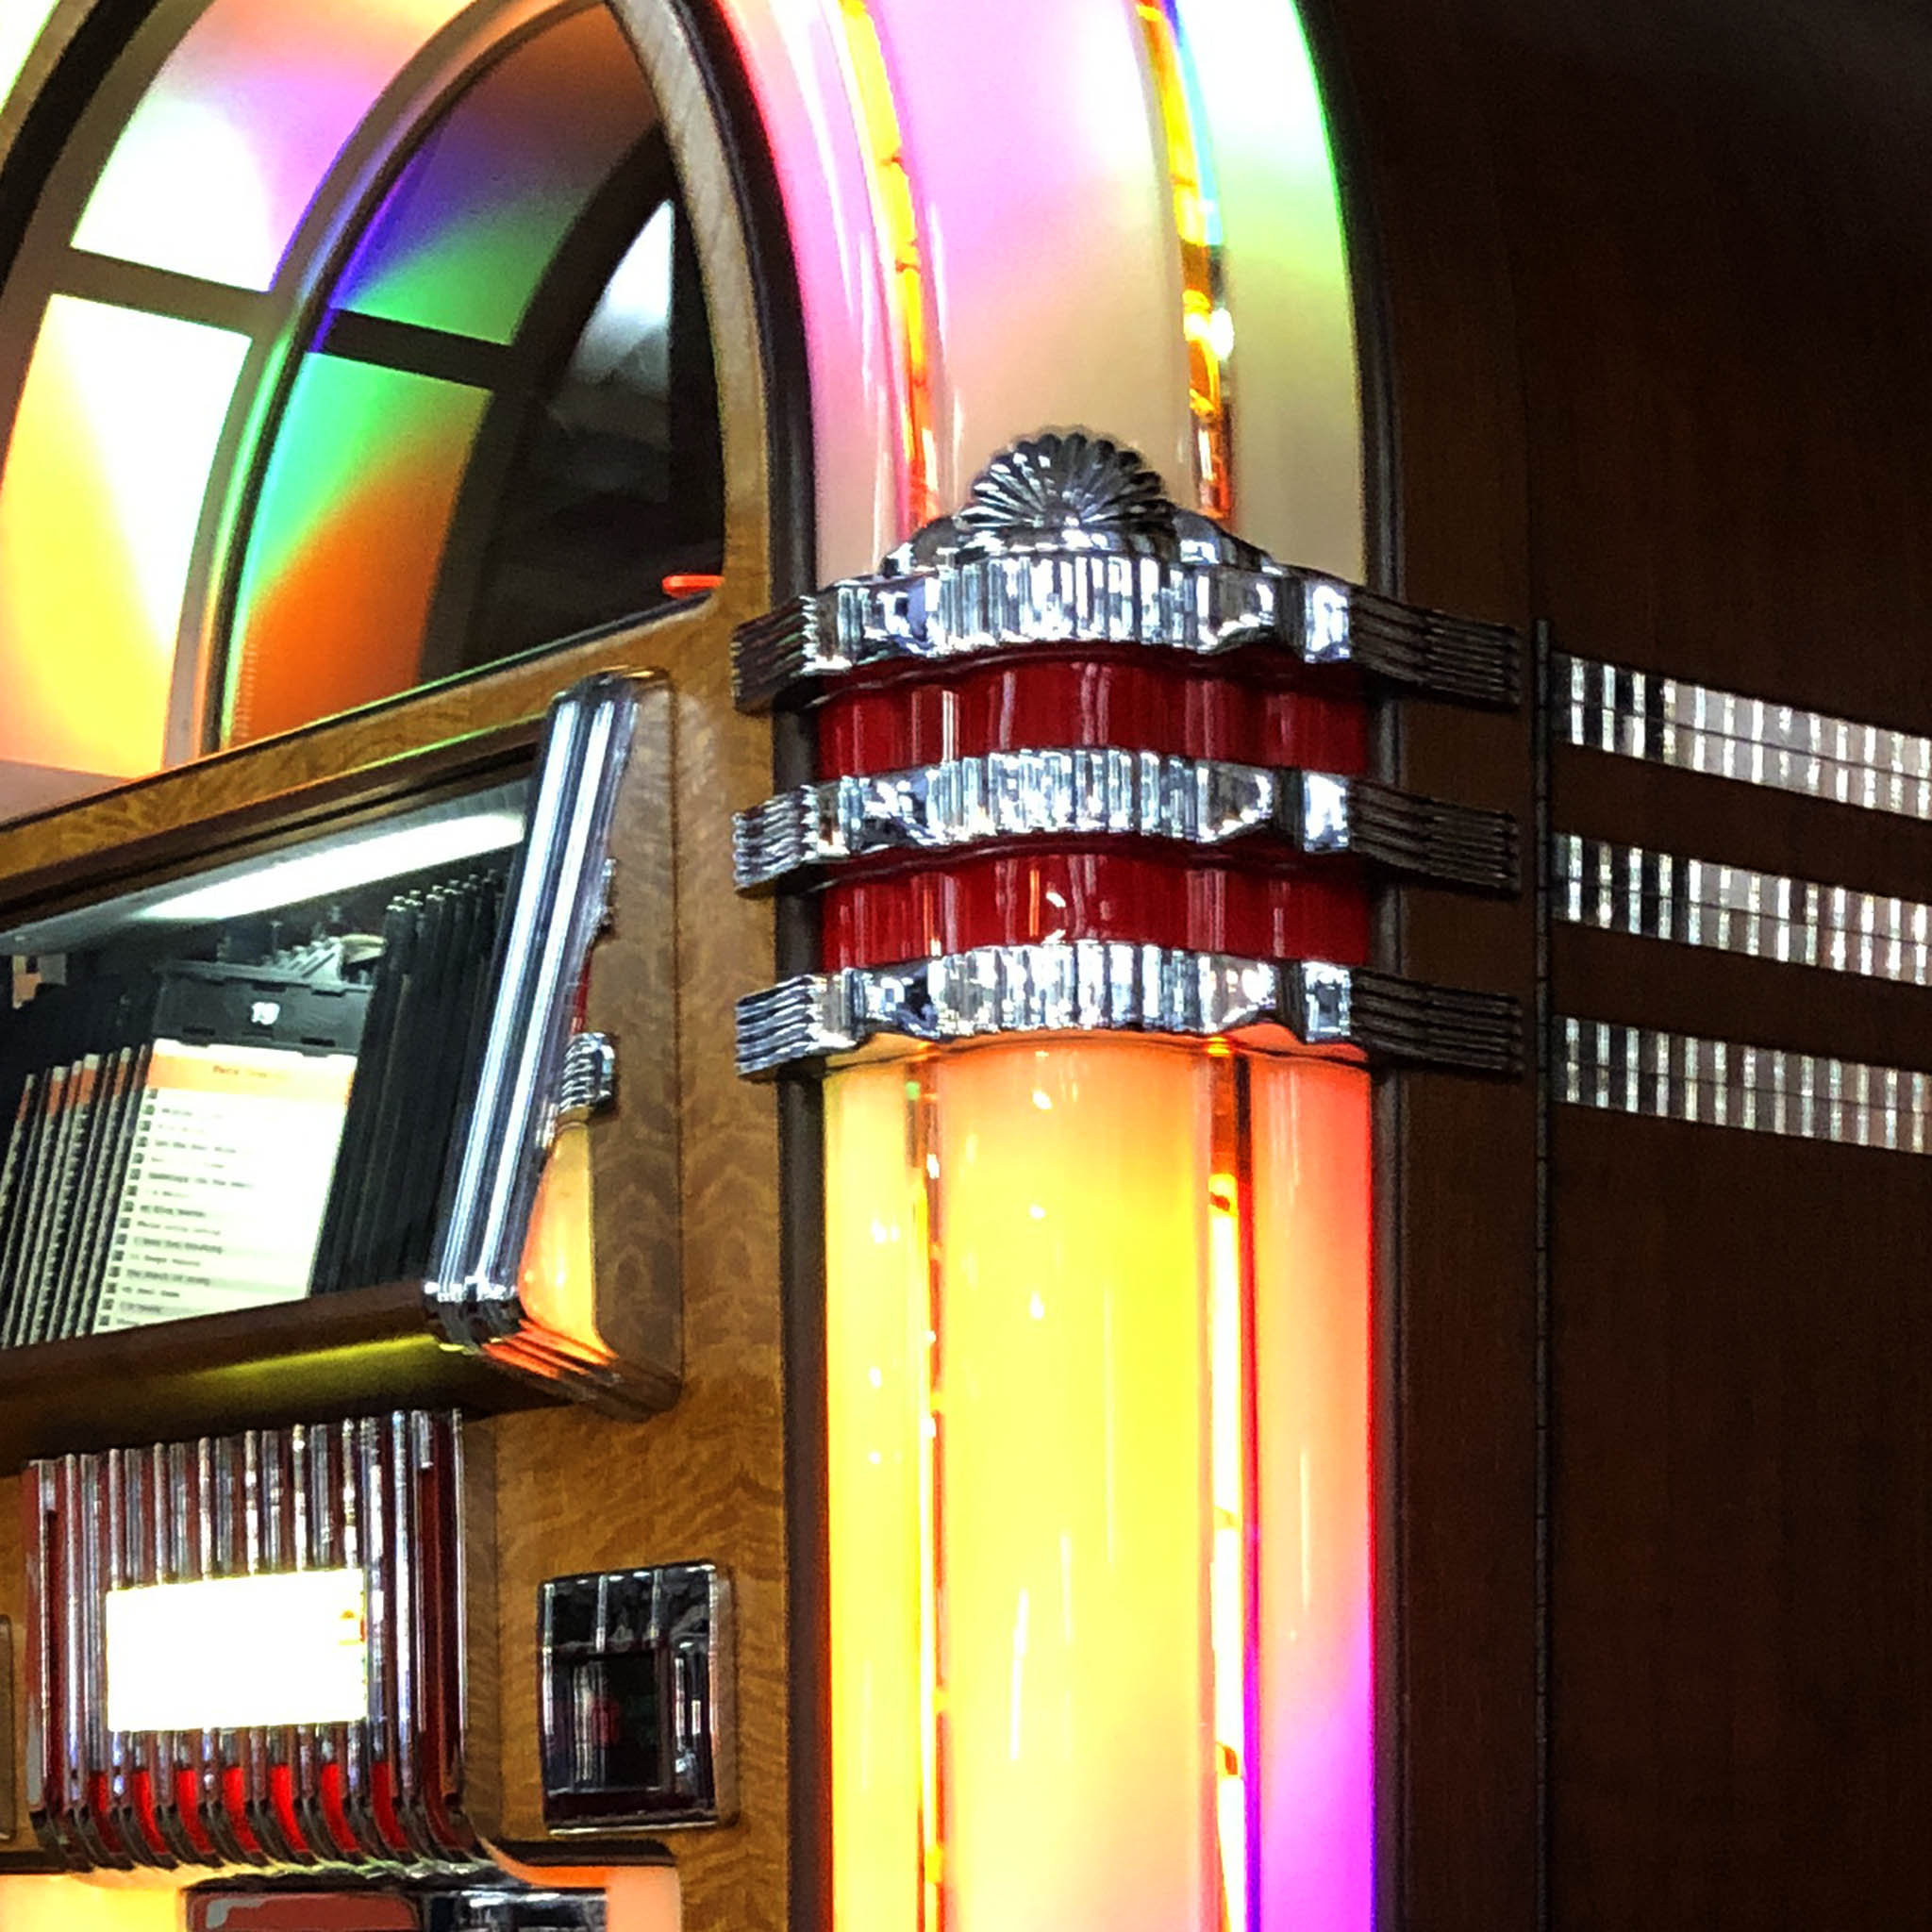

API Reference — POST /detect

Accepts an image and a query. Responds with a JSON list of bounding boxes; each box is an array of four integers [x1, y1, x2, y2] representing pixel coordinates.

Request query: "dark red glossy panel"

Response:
[[822, 850, 1371, 970], [820, 657, 1370, 777]]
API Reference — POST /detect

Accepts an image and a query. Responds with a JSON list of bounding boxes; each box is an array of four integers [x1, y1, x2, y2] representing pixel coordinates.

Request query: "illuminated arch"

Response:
[[0, 0, 724, 814]]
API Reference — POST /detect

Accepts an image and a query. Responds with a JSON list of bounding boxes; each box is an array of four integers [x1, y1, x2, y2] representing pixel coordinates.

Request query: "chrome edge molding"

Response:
[[1556, 833, 1932, 985], [1563, 1016, 1932, 1156], [734, 433, 1520, 712], [1557, 653, 1932, 820], [735, 749, 1518, 894], [736, 942, 1521, 1079], [425, 674, 637, 1357]]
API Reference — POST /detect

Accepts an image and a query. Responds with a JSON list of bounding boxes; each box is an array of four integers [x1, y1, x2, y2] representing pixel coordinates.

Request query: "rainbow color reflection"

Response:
[[334, 5, 654, 343], [74, 0, 475, 291], [225, 356, 487, 741]]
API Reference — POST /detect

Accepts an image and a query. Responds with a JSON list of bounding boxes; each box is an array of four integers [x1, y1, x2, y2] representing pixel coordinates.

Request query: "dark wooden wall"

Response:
[[1318, 0, 1932, 1924]]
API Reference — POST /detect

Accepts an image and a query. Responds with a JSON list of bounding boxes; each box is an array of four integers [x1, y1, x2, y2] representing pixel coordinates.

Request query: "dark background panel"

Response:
[[1323, 0, 1932, 1922], [1552, 1108, 1932, 1930]]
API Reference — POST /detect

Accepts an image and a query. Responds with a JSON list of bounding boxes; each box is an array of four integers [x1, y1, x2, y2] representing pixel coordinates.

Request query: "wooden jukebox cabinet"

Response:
[[0, 0, 1508, 1914]]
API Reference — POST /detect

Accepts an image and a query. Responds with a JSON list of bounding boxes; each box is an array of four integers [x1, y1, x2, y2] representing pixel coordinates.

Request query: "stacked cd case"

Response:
[[0, 865, 510, 1346]]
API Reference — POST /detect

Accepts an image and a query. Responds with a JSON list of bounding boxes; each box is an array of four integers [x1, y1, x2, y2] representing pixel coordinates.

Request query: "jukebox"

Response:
[[0, 0, 1918, 1927]]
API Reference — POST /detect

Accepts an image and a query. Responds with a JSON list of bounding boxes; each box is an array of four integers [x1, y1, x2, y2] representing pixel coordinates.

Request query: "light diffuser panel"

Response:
[[0, 296, 248, 775], [72, 0, 477, 291]]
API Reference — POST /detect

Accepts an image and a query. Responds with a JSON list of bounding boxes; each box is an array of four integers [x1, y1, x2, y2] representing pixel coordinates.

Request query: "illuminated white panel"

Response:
[[106, 1568, 368, 1732], [0, 1, 60, 120], [73, 0, 475, 291], [869, 0, 1192, 514], [0, 296, 249, 776], [137, 804, 526, 923]]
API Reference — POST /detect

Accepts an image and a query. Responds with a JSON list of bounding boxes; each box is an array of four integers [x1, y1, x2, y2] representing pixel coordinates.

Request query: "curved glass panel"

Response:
[[72, 0, 476, 291], [0, 0, 723, 812], [333, 4, 655, 343], [225, 357, 489, 741], [223, 6, 721, 741]]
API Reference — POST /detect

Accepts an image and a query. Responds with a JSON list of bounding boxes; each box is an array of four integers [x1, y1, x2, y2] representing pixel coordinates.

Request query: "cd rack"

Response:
[[0, 672, 680, 1465]]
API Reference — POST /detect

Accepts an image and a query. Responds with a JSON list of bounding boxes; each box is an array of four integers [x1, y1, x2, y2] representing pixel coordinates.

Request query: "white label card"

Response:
[[105, 1568, 368, 1732]]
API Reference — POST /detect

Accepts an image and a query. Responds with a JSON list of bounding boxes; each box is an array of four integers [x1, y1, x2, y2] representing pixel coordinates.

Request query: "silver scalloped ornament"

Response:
[[953, 431, 1171, 538]]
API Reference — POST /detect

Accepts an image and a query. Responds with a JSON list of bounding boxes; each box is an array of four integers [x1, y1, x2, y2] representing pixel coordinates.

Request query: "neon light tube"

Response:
[[1136, 0, 1235, 520]]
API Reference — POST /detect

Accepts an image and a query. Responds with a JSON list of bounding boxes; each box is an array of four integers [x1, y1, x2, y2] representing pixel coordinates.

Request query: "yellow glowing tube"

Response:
[[826, 1062, 932, 1929], [937, 1041, 1215, 1929], [830, 1041, 1246, 1929]]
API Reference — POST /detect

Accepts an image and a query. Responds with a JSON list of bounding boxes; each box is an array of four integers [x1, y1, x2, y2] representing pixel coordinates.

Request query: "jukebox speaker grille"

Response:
[[23, 1410, 483, 1872]]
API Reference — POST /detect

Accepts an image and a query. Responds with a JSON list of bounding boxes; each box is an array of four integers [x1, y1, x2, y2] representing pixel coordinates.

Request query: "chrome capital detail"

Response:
[[735, 942, 1521, 1079], [732, 749, 1518, 894], [733, 432, 1520, 711]]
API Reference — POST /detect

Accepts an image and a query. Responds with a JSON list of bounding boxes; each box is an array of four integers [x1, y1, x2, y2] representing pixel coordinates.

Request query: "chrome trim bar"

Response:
[[735, 750, 1518, 895], [425, 675, 637, 1354], [1562, 1015, 1932, 1156], [1556, 832, 1932, 985], [1557, 653, 1932, 820], [736, 942, 1521, 1079]]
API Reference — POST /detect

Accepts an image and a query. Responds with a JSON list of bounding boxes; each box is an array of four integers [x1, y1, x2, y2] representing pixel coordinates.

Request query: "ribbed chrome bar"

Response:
[[1556, 654, 1932, 820], [1554, 833, 1932, 985], [735, 751, 1518, 894], [1561, 1015, 1932, 1155], [734, 433, 1520, 712], [736, 942, 1521, 1078]]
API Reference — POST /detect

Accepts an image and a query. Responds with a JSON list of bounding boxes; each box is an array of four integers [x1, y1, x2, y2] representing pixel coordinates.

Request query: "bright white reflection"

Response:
[[570, 198, 674, 391], [0, 1, 60, 119], [139, 805, 525, 924], [106, 1568, 367, 1731]]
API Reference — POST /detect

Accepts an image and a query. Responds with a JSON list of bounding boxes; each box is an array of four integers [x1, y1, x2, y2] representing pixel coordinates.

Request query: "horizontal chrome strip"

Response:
[[1562, 1016, 1932, 1156], [734, 563, 1520, 713], [1554, 833, 1932, 985], [1557, 653, 1932, 820], [734, 750, 1517, 895], [736, 942, 1520, 1079]]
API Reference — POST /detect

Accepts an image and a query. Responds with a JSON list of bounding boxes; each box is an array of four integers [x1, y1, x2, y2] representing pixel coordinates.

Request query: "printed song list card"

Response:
[[92, 1040, 357, 1330]]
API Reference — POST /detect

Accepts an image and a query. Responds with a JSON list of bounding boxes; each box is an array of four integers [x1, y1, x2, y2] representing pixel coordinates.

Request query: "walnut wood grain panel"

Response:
[[0, 0, 795, 1919], [1326, 0, 1932, 1923], [583, 682, 681, 1389]]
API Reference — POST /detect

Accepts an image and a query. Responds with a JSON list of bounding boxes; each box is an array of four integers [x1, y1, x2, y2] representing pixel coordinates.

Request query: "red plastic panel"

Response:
[[822, 849, 1370, 970], [821, 656, 1369, 778]]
